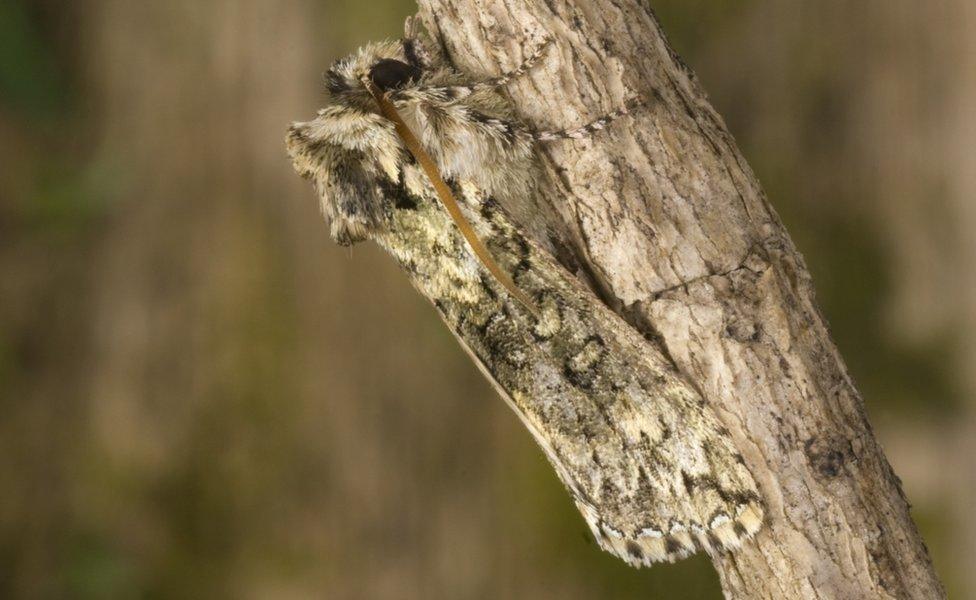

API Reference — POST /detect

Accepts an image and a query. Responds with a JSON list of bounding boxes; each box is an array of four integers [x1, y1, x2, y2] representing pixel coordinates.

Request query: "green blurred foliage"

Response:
[[0, 1, 65, 117]]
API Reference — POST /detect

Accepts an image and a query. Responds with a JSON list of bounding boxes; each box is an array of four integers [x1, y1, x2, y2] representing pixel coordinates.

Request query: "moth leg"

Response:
[[526, 98, 644, 142], [445, 98, 643, 148]]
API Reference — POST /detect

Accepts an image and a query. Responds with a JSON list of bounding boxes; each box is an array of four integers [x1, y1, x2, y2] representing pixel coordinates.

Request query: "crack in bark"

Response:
[[644, 261, 762, 301]]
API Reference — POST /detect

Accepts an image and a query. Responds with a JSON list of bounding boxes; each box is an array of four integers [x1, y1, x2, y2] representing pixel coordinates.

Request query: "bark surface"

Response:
[[414, 1, 946, 598]]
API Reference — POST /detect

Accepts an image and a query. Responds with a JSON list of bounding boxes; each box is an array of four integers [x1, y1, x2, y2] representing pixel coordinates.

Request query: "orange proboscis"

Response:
[[365, 80, 539, 317]]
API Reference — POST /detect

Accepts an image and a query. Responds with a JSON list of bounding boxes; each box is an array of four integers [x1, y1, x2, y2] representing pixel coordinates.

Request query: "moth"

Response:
[[286, 34, 763, 566]]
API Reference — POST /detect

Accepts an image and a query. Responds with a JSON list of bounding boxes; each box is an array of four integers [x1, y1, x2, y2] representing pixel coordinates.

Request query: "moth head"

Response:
[[370, 58, 423, 94], [287, 39, 428, 246], [324, 39, 428, 98]]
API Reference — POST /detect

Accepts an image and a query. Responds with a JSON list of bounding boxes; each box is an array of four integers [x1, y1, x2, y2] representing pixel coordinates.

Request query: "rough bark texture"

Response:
[[414, 1, 946, 598]]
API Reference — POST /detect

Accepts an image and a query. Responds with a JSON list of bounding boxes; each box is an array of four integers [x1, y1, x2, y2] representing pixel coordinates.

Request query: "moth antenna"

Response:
[[402, 37, 433, 70], [392, 37, 553, 102], [467, 37, 553, 92]]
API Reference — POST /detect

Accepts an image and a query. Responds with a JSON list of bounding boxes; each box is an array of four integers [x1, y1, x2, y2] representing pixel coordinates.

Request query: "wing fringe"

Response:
[[589, 500, 764, 566]]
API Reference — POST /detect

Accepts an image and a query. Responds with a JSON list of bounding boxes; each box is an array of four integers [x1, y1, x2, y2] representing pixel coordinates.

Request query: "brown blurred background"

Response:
[[1, 1, 972, 598]]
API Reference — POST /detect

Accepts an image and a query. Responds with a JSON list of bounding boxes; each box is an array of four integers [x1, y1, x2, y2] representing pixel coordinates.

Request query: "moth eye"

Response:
[[369, 59, 421, 91]]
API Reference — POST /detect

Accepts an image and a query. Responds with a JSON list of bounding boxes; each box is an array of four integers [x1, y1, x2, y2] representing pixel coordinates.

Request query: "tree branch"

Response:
[[412, 1, 946, 597]]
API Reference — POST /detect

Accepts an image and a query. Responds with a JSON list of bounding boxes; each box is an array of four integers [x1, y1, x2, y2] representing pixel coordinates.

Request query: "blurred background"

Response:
[[1, 0, 972, 598]]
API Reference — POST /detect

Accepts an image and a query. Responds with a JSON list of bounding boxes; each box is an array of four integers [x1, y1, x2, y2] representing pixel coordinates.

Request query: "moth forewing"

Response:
[[286, 37, 764, 567]]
